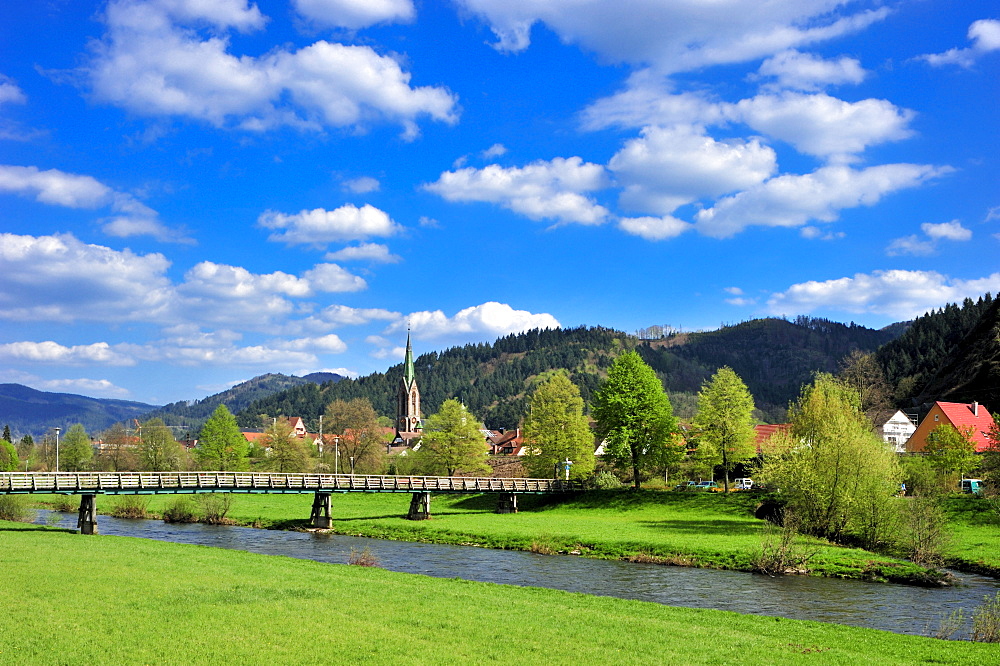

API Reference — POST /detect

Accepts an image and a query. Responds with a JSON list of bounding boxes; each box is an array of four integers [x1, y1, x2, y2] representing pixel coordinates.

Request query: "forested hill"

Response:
[[237, 327, 624, 431], [237, 319, 901, 430], [877, 293, 996, 406], [143, 372, 341, 431], [638, 317, 899, 421], [910, 296, 1000, 409]]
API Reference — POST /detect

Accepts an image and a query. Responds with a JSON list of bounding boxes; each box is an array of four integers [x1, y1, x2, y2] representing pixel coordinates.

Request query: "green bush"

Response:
[[592, 471, 624, 489], [110, 495, 150, 519], [0, 495, 32, 522], [161, 498, 198, 523]]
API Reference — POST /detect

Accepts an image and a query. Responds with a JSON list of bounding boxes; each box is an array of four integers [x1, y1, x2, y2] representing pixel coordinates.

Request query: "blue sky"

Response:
[[1, 0, 998, 406]]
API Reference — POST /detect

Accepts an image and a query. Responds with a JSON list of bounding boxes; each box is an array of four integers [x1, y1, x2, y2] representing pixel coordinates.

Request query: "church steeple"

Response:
[[396, 329, 421, 436]]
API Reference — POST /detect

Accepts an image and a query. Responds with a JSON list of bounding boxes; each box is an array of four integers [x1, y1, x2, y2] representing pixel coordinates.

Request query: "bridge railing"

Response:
[[0, 472, 583, 494]]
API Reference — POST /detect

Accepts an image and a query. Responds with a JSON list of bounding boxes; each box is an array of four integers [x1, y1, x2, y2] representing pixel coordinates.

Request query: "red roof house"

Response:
[[906, 401, 996, 453]]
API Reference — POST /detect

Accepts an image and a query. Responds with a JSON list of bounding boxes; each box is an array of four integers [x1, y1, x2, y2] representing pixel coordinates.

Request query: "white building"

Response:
[[878, 410, 917, 453]]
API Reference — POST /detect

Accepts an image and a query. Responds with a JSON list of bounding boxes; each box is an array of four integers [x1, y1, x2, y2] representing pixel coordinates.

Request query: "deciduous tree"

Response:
[[692, 367, 757, 492], [760, 374, 901, 549], [591, 351, 677, 489], [324, 398, 386, 474], [522, 373, 595, 479], [96, 422, 136, 471], [197, 405, 250, 471], [140, 418, 183, 471], [61, 423, 93, 472], [418, 399, 489, 477], [262, 417, 310, 473], [0, 437, 17, 472], [925, 424, 980, 479]]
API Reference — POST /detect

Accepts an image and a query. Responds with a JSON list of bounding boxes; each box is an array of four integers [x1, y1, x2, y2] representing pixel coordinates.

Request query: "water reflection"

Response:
[[36, 510, 998, 638]]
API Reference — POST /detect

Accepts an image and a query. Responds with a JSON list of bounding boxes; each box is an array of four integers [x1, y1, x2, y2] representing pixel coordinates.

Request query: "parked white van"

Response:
[[734, 478, 753, 490]]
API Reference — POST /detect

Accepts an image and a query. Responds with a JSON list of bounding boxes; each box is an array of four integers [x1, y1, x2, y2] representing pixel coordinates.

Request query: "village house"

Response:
[[905, 401, 996, 453], [877, 410, 918, 453]]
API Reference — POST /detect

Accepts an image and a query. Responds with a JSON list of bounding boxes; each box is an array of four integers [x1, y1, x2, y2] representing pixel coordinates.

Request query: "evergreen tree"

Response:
[[418, 399, 490, 477], [197, 405, 250, 471], [592, 351, 677, 489], [692, 367, 757, 492], [60, 423, 93, 472], [2, 425, 11, 442], [522, 372, 595, 480]]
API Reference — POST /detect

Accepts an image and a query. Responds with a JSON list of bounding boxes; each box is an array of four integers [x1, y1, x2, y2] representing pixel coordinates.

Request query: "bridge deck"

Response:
[[0, 472, 581, 495]]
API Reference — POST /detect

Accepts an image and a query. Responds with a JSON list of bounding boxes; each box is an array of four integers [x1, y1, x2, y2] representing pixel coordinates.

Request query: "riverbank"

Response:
[[28, 490, 956, 585], [0, 521, 991, 665]]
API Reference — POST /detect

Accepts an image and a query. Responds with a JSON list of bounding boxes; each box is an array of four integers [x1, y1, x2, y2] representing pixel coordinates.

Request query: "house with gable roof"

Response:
[[877, 410, 917, 453], [905, 401, 996, 453]]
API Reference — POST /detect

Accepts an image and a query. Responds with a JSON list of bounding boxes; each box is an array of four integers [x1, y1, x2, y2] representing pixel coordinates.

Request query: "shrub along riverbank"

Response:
[[0, 521, 993, 665], [25, 490, 980, 585]]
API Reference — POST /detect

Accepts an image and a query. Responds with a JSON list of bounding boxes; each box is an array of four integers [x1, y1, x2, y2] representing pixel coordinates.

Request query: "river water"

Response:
[[36, 510, 999, 639]]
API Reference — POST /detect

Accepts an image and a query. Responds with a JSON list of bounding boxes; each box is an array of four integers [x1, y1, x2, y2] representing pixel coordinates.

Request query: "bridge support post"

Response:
[[496, 493, 518, 514], [310, 492, 332, 529], [407, 492, 431, 520], [78, 494, 98, 534]]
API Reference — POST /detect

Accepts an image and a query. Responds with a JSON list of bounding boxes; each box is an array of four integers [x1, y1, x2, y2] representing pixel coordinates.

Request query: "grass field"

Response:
[[28, 490, 945, 584], [0, 522, 993, 665], [943, 496, 1000, 575]]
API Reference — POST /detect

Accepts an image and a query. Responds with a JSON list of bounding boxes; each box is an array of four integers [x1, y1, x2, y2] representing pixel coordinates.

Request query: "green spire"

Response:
[[403, 329, 415, 387]]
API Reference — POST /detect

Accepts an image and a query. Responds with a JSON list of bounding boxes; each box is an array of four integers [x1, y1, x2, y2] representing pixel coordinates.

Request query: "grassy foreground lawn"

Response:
[[35, 490, 938, 584], [0, 522, 990, 665], [944, 496, 1000, 575]]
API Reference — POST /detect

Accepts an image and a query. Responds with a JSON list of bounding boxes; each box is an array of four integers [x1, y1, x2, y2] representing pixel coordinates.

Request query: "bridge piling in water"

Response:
[[407, 492, 431, 520], [310, 492, 332, 528], [78, 494, 98, 534], [495, 493, 518, 513]]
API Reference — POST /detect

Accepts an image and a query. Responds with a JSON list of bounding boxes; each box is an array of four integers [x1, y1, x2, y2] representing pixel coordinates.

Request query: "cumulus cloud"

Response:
[[279, 334, 348, 353], [458, 0, 888, 73], [608, 124, 776, 214], [886, 220, 972, 256], [918, 19, 1000, 68], [293, 0, 414, 29], [0, 165, 191, 243], [84, 0, 456, 136], [0, 340, 135, 365], [259, 204, 402, 245], [481, 143, 507, 159], [616, 215, 691, 241], [580, 71, 727, 131], [325, 242, 401, 263], [386, 302, 560, 339], [768, 270, 1000, 320], [302, 263, 367, 292], [0, 233, 174, 322], [424, 157, 610, 226], [756, 50, 867, 90], [36, 378, 132, 399], [0, 75, 27, 106], [695, 164, 951, 238], [734, 92, 914, 160]]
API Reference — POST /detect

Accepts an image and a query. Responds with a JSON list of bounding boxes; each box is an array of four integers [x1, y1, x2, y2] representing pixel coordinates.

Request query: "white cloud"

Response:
[[768, 270, 1000, 320], [36, 378, 132, 399], [259, 204, 402, 245], [0, 341, 135, 366], [695, 164, 951, 238], [886, 220, 971, 256], [458, 0, 888, 73], [0, 75, 27, 105], [0, 233, 174, 322], [481, 143, 507, 159], [387, 301, 560, 339], [734, 92, 914, 160], [918, 19, 1000, 68], [608, 124, 776, 214], [325, 242, 401, 263], [800, 225, 845, 241], [342, 176, 380, 194], [293, 0, 414, 29], [616, 215, 691, 241], [425, 157, 610, 226], [302, 263, 367, 292], [85, 0, 457, 136], [987, 206, 1000, 222], [181, 262, 313, 299], [0, 165, 191, 243], [756, 50, 867, 90], [922, 220, 972, 241], [317, 305, 399, 327], [280, 334, 348, 353], [580, 70, 727, 131]]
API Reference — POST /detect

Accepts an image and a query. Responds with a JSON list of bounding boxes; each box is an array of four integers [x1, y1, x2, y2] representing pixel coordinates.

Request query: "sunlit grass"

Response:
[[0, 521, 992, 665]]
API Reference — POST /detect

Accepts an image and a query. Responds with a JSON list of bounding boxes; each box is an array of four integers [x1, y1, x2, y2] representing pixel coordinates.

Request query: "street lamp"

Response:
[[54, 427, 61, 473], [349, 456, 355, 475]]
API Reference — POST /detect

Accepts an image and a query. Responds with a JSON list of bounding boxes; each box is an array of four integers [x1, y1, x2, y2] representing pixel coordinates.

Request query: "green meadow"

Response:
[[0, 522, 992, 665]]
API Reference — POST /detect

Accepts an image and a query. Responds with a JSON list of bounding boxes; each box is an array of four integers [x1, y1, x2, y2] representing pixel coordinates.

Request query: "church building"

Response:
[[395, 331, 422, 444]]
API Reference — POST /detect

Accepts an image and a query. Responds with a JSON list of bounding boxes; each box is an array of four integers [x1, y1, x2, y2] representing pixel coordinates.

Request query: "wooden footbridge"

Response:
[[0, 472, 582, 534]]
